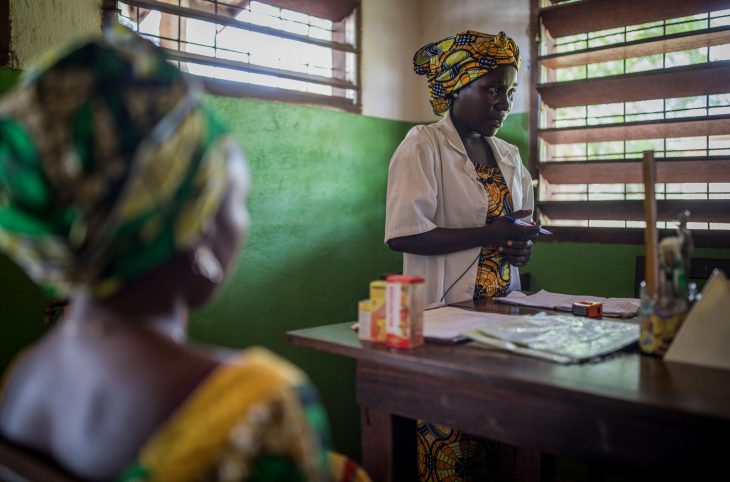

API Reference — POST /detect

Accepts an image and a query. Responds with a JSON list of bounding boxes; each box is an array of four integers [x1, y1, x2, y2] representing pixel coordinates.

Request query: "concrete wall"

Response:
[[8, 0, 102, 68]]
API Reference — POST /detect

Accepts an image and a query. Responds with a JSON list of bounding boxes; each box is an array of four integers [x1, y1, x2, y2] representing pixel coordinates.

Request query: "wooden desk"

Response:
[[287, 299, 730, 482]]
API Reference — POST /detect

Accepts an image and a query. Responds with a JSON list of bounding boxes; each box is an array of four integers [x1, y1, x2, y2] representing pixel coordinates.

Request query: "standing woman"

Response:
[[385, 31, 538, 480]]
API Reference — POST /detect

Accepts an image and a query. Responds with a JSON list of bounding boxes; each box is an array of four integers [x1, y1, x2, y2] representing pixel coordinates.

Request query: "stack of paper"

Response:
[[464, 313, 639, 364], [423, 306, 515, 343], [497, 290, 640, 318]]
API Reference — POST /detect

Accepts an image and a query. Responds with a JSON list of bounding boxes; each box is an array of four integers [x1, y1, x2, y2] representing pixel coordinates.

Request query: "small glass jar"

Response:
[[638, 281, 687, 356]]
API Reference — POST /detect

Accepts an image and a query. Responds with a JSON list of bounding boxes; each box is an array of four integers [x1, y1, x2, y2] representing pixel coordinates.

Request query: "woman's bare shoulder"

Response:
[[0, 327, 221, 480]]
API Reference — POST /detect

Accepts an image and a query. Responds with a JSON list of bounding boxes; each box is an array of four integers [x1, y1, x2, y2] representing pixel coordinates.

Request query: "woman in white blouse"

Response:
[[385, 30, 539, 309], [384, 30, 539, 481]]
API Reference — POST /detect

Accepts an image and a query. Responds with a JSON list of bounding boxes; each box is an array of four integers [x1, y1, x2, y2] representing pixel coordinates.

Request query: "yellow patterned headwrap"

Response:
[[414, 30, 521, 116]]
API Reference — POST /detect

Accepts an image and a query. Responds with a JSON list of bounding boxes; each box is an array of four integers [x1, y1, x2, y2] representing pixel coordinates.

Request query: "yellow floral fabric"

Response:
[[473, 164, 514, 299], [413, 31, 521, 115], [118, 348, 332, 482], [416, 422, 516, 481]]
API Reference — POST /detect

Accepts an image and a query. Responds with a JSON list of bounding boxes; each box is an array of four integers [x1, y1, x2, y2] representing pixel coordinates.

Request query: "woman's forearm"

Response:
[[387, 216, 539, 256], [387, 227, 490, 255]]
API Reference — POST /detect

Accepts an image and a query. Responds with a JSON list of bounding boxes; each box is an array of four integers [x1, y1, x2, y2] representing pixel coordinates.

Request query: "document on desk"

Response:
[[464, 313, 639, 364], [423, 307, 515, 343], [497, 290, 640, 318]]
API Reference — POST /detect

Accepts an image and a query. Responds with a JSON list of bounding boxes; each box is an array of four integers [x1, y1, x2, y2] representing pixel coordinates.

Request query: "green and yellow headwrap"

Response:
[[0, 25, 238, 298], [414, 30, 521, 116]]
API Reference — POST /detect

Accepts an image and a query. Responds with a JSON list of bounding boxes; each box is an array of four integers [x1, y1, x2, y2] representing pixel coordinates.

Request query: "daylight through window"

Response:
[[112, 0, 359, 111], [532, 0, 730, 244]]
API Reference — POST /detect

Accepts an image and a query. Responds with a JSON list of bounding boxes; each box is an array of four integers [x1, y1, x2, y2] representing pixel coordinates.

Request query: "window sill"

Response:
[[199, 76, 361, 113], [537, 226, 729, 248]]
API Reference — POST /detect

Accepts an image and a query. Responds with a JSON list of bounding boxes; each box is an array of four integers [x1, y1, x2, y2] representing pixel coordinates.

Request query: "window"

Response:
[[530, 0, 730, 246], [104, 0, 360, 111]]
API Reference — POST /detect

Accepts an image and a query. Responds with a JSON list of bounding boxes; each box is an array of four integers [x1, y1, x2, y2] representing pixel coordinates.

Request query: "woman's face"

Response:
[[451, 65, 518, 137], [214, 144, 250, 278], [185, 143, 250, 307]]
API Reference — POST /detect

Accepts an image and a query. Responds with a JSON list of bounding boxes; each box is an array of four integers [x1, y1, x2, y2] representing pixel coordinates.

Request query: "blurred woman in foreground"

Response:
[[0, 26, 361, 482]]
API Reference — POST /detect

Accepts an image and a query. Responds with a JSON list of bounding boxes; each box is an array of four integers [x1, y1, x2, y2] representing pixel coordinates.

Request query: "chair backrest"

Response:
[[0, 438, 80, 482], [634, 256, 730, 297]]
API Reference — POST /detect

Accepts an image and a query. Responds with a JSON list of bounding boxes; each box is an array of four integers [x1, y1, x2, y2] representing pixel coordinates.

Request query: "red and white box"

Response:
[[385, 275, 425, 349]]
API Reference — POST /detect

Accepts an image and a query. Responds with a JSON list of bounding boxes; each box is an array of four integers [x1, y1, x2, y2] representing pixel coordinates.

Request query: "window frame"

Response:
[[529, 0, 730, 248], [102, 0, 361, 113]]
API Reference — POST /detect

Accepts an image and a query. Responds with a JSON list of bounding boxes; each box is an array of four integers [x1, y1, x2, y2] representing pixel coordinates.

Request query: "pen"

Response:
[[503, 215, 553, 235]]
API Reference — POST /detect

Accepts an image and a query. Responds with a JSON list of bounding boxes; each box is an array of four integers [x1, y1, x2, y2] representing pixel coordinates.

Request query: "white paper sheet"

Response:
[[423, 306, 514, 342], [497, 290, 640, 318]]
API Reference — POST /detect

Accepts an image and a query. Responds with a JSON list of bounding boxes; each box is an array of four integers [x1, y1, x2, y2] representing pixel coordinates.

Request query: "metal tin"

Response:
[[357, 299, 372, 341], [385, 275, 425, 349], [369, 281, 388, 343], [572, 301, 603, 318]]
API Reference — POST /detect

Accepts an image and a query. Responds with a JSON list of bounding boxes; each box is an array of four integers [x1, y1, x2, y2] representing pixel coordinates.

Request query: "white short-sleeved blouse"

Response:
[[385, 112, 534, 307]]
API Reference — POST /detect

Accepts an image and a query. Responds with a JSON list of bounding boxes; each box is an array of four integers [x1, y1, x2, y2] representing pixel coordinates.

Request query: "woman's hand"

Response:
[[386, 210, 539, 257], [499, 240, 533, 267], [486, 209, 539, 243], [487, 210, 537, 267]]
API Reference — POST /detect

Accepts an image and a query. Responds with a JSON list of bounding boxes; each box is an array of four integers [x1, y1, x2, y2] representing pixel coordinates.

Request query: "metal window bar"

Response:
[[120, 0, 357, 53], [553, 97, 730, 129], [533, 1, 730, 232], [553, 44, 722, 83], [549, 148, 730, 162], [553, 11, 728, 51], [163, 48, 355, 89], [117, 0, 359, 95], [116, 25, 343, 79]]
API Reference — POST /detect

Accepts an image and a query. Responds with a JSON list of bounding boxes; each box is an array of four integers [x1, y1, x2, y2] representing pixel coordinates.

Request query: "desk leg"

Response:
[[516, 448, 555, 482], [361, 406, 394, 482], [360, 406, 417, 482]]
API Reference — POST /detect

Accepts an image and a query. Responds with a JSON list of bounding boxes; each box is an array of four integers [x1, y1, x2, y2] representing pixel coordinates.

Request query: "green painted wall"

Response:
[[496, 112, 529, 165], [189, 96, 412, 458], [522, 243, 730, 298], [188, 104, 531, 459], [0, 68, 21, 92]]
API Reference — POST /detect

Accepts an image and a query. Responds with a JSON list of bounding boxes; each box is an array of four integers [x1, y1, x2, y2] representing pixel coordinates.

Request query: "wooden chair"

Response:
[[0, 438, 79, 482], [634, 256, 730, 297]]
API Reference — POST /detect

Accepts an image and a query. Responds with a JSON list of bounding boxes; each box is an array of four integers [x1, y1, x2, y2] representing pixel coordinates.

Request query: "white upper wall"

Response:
[[361, 0, 531, 122], [360, 0, 428, 122]]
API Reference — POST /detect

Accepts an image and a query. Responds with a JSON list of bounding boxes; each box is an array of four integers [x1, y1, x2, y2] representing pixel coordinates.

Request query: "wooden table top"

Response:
[[286, 300, 730, 424]]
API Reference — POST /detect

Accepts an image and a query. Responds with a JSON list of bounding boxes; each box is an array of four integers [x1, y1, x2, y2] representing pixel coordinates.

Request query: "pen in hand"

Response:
[[502, 215, 553, 235]]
